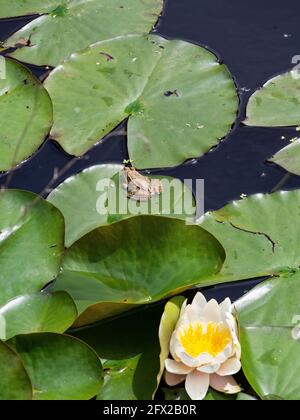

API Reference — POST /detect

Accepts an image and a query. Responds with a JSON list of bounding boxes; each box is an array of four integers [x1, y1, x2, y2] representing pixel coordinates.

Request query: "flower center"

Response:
[[179, 322, 231, 358]]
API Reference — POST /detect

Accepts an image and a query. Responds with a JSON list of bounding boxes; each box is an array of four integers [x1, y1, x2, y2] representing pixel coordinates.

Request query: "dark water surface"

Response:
[[1, 0, 299, 300]]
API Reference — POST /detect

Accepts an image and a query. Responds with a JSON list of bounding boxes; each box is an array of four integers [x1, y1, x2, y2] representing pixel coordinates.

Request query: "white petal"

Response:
[[165, 359, 193, 375], [180, 299, 188, 317], [217, 358, 241, 376], [210, 374, 241, 394], [185, 370, 210, 400], [197, 363, 220, 374], [179, 351, 213, 368], [191, 292, 207, 313], [220, 297, 232, 315], [165, 371, 186, 386], [214, 343, 233, 364], [203, 299, 221, 323]]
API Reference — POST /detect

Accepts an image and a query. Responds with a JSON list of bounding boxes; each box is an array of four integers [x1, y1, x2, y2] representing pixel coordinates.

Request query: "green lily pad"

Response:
[[270, 139, 300, 176], [0, 291, 77, 340], [45, 34, 238, 169], [0, 0, 61, 17], [0, 341, 32, 400], [9, 333, 103, 400], [0, 189, 65, 307], [0, 58, 52, 171], [3, 0, 164, 67], [200, 190, 300, 284], [236, 272, 300, 400], [163, 387, 253, 400], [47, 164, 196, 246], [74, 304, 165, 400], [245, 71, 300, 126], [54, 215, 225, 326]]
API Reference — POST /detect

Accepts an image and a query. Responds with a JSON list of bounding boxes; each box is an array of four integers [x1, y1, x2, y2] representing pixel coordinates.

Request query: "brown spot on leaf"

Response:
[[164, 90, 180, 97], [100, 52, 114, 61], [14, 38, 31, 48]]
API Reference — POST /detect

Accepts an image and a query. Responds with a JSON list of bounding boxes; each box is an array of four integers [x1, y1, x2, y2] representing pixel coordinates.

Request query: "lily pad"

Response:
[[0, 341, 32, 400], [74, 304, 165, 400], [199, 190, 300, 284], [0, 291, 77, 340], [3, 0, 164, 66], [54, 215, 225, 326], [270, 139, 300, 176], [45, 34, 238, 169], [47, 164, 196, 246], [0, 189, 65, 307], [236, 272, 300, 400], [9, 333, 103, 400], [245, 71, 300, 126], [0, 58, 52, 171], [0, 0, 61, 17]]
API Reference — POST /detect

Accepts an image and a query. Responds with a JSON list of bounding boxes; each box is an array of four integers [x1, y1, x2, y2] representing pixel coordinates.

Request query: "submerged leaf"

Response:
[[45, 34, 238, 169], [2, 0, 164, 66], [74, 304, 165, 400], [0, 58, 52, 171]]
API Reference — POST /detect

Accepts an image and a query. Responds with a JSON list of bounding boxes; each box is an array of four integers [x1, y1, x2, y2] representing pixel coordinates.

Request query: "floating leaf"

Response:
[[9, 333, 103, 400], [158, 296, 185, 393], [45, 34, 238, 169], [163, 387, 253, 400], [200, 190, 300, 284], [47, 164, 196, 246], [0, 58, 52, 171], [0, 341, 32, 400], [0, 190, 65, 307], [54, 215, 225, 326], [236, 272, 300, 400], [3, 0, 164, 66], [0, 292, 77, 340], [270, 139, 300, 176], [0, 0, 61, 17], [74, 304, 164, 400], [245, 71, 300, 127]]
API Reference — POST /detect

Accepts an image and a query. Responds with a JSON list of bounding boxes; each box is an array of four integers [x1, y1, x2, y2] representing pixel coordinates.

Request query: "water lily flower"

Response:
[[165, 292, 241, 400]]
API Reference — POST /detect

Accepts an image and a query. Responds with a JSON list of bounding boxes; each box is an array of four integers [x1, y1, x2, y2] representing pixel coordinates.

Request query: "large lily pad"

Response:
[[0, 58, 52, 171], [9, 333, 103, 400], [74, 304, 165, 400], [0, 0, 61, 17], [54, 215, 225, 326], [45, 34, 238, 169], [245, 71, 300, 127], [0, 291, 77, 340], [199, 190, 300, 284], [236, 272, 300, 400], [0, 189, 65, 307], [3, 0, 164, 67], [0, 341, 32, 400], [47, 164, 196, 246], [270, 139, 300, 176]]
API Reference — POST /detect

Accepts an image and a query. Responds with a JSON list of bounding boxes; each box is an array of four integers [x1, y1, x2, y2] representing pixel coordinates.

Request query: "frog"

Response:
[[122, 167, 163, 202]]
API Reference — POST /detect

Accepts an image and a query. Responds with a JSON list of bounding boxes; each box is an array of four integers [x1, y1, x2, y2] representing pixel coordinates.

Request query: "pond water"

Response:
[[0, 0, 299, 301]]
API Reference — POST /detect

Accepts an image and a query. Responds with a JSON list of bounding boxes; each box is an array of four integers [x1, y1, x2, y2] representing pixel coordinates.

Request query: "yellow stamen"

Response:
[[179, 322, 231, 358]]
